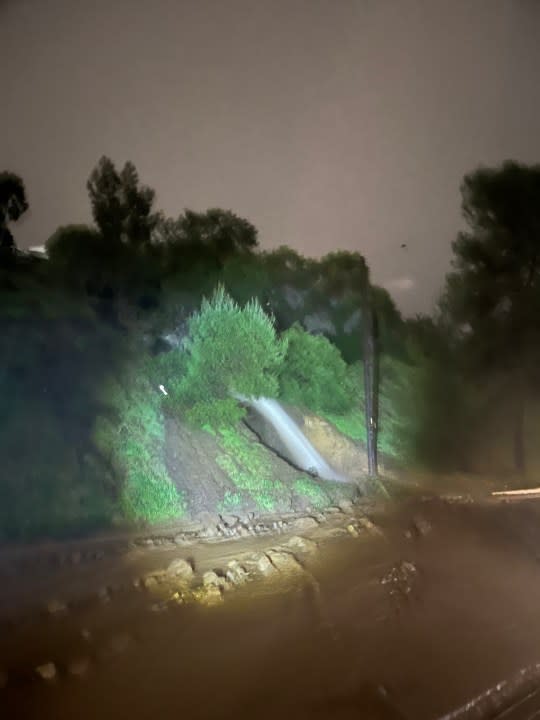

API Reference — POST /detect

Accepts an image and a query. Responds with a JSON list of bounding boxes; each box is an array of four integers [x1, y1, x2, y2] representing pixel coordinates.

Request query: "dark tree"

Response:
[[442, 161, 540, 473], [87, 157, 158, 247], [0, 172, 28, 256], [157, 208, 258, 272]]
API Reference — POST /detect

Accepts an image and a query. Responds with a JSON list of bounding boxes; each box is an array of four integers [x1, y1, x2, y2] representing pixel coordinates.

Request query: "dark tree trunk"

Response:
[[362, 300, 378, 478], [513, 392, 525, 475]]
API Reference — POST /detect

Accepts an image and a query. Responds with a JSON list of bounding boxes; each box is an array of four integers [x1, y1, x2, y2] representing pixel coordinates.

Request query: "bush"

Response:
[[93, 363, 184, 523], [279, 325, 354, 414], [173, 286, 287, 428]]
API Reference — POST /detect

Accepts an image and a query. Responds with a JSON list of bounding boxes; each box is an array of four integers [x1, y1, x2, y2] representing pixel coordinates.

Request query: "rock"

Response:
[[202, 571, 228, 589], [285, 535, 318, 555], [315, 527, 348, 539], [325, 507, 343, 514], [238, 526, 250, 538], [241, 552, 276, 577], [200, 525, 219, 539], [142, 575, 159, 591], [358, 516, 384, 537], [226, 560, 249, 585], [173, 534, 194, 547], [67, 657, 90, 677], [0, 670, 7, 689], [347, 524, 360, 538], [36, 662, 56, 681], [220, 514, 239, 528], [166, 558, 194, 582], [266, 549, 303, 573], [47, 599, 67, 615], [290, 517, 319, 532], [197, 584, 223, 606], [338, 500, 354, 514]]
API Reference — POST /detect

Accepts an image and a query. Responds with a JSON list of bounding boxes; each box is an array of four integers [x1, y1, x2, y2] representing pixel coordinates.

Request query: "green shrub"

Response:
[[93, 365, 184, 523], [279, 325, 354, 414], [174, 286, 287, 428]]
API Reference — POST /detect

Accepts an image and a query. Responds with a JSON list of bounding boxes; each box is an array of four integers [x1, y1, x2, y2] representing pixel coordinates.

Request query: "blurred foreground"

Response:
[[3, 493, 540, 719]]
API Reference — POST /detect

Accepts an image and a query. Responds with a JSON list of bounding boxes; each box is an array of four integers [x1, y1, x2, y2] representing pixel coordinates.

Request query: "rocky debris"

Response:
[[36, 662, 57, 681], [290, 516, 319, 533], [47, 599, 68, 615], [166, 558, 194, 583], [67, 657, 90, 677], [316, 527, 349, 539], [240, 551, 276, 577], [266, 548, 303, 574], [325, 506, 343, 514], [381, 560, 418, 608], [142, 575, 159, 591], [285, 535, 318, 555], [226, 560, 249, 586], [412, 515, 432, 537], [338, 500, 354, 514], [0, 670, 7, 689], [202, 570, 223, 588], [347, 524, 360, 538], [357, 516, 385, 538], [174, 533, 194, 546]]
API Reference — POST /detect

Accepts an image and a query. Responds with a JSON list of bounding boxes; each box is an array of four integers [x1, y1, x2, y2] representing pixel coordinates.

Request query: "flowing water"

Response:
[[245, 396, 347, 482]]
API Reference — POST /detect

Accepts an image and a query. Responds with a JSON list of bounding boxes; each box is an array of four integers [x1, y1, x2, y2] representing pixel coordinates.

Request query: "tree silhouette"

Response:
[[0, 172, 28, 257], [442, 161, 540, 473]]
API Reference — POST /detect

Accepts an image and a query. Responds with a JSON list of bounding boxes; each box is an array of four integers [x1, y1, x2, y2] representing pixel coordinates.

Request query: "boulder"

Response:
[[285, 535, 318, 555], [290, 517, 319, 533], [166, 558, 194, 583], [36, 663, 56, 681], [338, 499, 354, 514], [266, 549, 303, 573], [226, 560, 249, 585]]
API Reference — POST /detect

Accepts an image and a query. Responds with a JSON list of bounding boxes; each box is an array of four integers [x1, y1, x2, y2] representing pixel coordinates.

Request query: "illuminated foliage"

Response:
[[279, 325, 354, 414], [173, 286, 287, 428], [93, 363, 184, 523]]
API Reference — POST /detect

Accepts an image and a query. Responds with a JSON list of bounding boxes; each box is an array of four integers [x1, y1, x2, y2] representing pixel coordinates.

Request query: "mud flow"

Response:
[[3, 497, 540, 719]]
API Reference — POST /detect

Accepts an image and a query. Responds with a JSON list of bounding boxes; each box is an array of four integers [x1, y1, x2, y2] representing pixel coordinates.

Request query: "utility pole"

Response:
[[362, 287, 378, 478]]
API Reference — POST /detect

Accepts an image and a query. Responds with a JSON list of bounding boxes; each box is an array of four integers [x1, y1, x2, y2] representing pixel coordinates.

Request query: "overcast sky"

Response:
[[2, 0, 540, 315]]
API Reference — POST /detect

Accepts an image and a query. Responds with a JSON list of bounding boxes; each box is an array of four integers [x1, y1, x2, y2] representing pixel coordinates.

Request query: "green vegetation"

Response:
[[172, 286, 287, 428], [93, 364, 184, 524], [6, 153, 538, 539], [292, 476, 331, 508], [216, 427, 290, 511], [279, 324, 354, 414]]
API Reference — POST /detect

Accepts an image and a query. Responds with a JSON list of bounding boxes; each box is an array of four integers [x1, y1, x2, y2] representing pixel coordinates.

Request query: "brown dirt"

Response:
[[3, 497, 540, 719]]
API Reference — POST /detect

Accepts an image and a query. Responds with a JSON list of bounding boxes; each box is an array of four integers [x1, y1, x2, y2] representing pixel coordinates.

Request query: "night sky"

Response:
[[2, 0, 540, 315]]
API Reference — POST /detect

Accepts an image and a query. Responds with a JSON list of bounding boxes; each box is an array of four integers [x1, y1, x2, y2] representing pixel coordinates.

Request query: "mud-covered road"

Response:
[[3, 497, 540, 719]]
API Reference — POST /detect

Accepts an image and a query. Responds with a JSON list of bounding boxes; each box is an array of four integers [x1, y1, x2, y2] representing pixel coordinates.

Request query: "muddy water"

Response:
[[4, 499, 540, 719]]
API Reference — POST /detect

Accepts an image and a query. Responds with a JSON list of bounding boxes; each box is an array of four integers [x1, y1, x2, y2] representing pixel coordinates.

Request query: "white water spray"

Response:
[[241, 396, 347, 483]]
